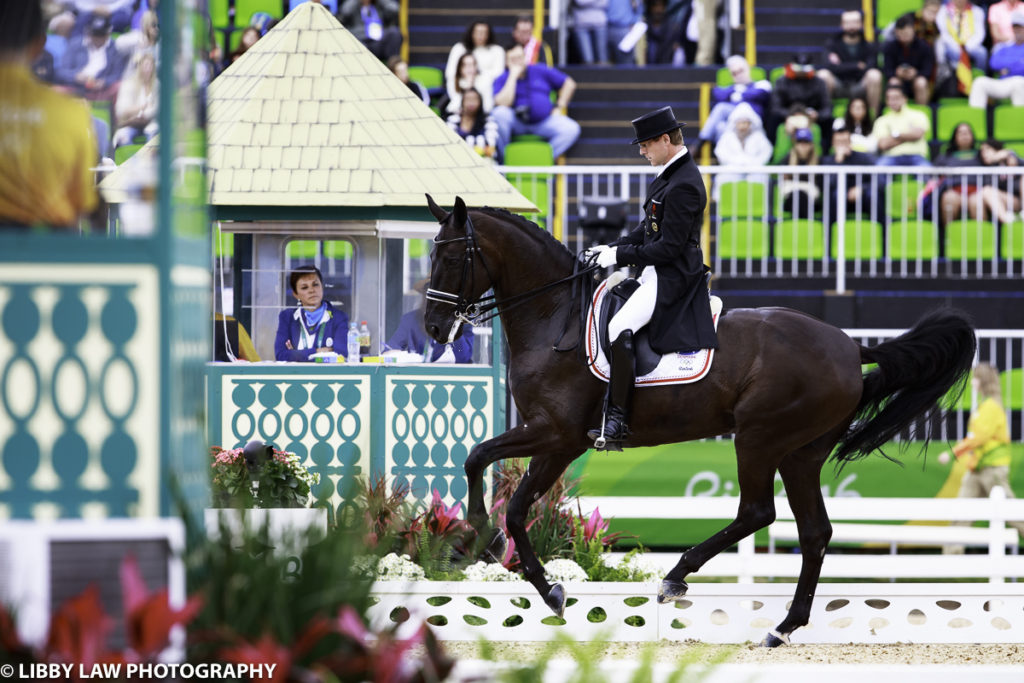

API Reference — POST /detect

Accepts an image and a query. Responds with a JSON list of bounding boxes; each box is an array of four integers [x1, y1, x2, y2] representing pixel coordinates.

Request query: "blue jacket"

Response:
[[56, 39, 127, 89], [385, 310, 474, 363], [274, 302, 350, 362], [991, 42, 1024, 79], [710, 81, 772, 121]]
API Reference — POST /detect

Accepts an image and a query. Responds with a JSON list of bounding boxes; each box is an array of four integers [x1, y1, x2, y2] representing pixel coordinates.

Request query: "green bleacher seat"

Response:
[[876, 0, 921, 29], [935, 102, 987, 143], [945, 219, 997, 259], [213, 226, 234, 259], [769, 66, 785, 85], [832, 98, 848, 120], [774, 219, 825, 258], [1007, 141, 1024, 157], [90, 100, 111, 129], [718, 219, 769, 259], [831, 219, 883, 259], [408, 66, 443, 90], [1001, 219, 1024, 259], [715, 65, 767, 87], [717, 180, 767, 218], [888, 219, 938, 259], [504, 141, 553, 221], [210, 0, 230, 28], [886, 177, 924, 219], [1002, 368, 1024, 410], [235, 0, 285, 25], [114, 143, 144, 165], [323, 240, 352, 260], [511, 134, 546, 144], [993, 104, 1024, 142], [504, 141, 553, 166]]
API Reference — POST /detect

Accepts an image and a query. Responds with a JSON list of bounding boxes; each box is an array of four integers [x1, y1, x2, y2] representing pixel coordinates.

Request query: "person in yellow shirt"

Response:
[[0, 0, 98, 230], [939, 363, 1024, 550]]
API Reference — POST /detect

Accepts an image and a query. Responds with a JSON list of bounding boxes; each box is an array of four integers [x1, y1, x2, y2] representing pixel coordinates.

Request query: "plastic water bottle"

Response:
[[347, 321, 360, 364], [358, 320, 371, 356]]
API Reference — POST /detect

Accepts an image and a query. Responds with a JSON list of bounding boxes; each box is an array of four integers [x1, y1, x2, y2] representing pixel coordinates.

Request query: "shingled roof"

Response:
[[100, 2, 535, 216]]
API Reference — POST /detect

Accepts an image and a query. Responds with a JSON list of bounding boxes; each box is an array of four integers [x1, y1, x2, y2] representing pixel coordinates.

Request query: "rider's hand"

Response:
[[596, 247, 618, 268], [585, 244, 610, 260]]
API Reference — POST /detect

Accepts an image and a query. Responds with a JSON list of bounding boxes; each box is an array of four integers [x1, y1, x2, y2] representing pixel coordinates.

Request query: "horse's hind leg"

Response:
[[660, 436, 779, 601], [762, 449, 832, 647]]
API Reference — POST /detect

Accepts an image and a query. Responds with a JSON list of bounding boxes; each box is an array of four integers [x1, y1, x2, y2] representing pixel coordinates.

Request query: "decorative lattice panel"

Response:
[[0, 265, 161, 519], [369, 582, 1024, 644]]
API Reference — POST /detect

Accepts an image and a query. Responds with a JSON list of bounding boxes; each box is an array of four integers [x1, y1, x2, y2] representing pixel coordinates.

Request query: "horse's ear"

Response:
[[453, 196, 467, 229], [425, 193, 448, 221]]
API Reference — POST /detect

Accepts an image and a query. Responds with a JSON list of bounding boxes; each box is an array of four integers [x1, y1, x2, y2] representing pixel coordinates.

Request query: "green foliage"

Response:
[[209, 446, 319, 509]]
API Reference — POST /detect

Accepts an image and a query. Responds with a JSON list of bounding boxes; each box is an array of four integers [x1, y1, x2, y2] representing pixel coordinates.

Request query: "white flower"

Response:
[[618, 553, 661, 582], [543, 558, 588, 583], [463, 561, 523, 582], [375, 553, 426, 581], [352, 555, 378, 578]]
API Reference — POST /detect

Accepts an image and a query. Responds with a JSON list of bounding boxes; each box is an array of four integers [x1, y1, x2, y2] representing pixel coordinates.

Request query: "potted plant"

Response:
[[205, 441, 327, 556]]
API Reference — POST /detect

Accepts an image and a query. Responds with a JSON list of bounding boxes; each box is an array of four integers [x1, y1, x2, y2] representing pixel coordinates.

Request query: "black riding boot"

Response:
[[587, 330, 636, 450]]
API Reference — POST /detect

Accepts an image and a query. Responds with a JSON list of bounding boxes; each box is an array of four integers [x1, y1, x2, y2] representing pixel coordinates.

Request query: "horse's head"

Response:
[[423, 194, 495, 344]]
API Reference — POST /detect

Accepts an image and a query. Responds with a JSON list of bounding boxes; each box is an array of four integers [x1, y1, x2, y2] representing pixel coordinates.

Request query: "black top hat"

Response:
[[630, 106, 685, 144]]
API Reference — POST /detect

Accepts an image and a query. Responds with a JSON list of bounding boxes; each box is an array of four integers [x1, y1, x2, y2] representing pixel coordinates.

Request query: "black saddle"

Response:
[[598, 278, 662, 377]]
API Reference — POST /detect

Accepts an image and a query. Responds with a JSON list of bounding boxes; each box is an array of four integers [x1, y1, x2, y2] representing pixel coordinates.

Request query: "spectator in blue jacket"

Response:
[[274, 265, 350, 362], [384, 280, 474, 363], [56, 13, 127, 97], [968, 8, 1024, 107], [698, 54, 772, 146], [492, 44, 581, 158]]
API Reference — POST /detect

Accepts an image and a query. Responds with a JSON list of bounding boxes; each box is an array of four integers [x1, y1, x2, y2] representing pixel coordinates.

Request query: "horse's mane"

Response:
[[476, 206, 575, 264]]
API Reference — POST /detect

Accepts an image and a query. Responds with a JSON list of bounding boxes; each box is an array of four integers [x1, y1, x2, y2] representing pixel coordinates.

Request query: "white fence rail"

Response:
[[497, 164, 1024, 285]]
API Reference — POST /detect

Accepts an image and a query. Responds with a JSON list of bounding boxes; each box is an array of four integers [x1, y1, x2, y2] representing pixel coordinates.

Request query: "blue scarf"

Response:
[[303, 302, 327, 329]]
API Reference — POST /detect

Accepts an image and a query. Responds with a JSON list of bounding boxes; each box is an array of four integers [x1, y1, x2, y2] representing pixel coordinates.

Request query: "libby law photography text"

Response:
[[9, 663, 278, 680]]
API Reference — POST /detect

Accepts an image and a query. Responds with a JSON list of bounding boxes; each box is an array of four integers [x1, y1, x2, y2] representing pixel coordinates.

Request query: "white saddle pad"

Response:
[[585, 279, 722, 387]]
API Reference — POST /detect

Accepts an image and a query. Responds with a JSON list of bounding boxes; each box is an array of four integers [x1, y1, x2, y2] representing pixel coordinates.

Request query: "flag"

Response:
[[956, 46, 973, 95]]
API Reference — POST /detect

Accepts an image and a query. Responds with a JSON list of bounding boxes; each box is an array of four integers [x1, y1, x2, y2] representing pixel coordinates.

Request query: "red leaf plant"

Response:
[[120, 555, 203, 660]]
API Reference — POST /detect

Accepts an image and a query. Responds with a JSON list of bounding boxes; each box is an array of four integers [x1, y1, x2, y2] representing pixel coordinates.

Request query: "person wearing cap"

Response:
[[871, 83, 931, 167], [55, 12, 127, 96], [968, 9, 1024, 107], [0, 0, 99, 230], [768, 53, 832, 142], [582, 106, 717, 449]]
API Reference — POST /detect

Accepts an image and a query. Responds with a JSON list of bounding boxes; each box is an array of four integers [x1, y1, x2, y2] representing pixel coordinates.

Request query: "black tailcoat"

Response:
[[611, 150, 719, 354]]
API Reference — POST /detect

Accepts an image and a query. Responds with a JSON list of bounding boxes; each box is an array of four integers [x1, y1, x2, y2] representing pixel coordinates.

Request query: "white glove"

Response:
[[585, 244, 610, 260], [596, 246, 618, 268]]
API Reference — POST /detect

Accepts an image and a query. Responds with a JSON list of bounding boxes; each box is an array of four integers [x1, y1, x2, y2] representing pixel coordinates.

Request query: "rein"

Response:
[[425, 213, 601, 350]]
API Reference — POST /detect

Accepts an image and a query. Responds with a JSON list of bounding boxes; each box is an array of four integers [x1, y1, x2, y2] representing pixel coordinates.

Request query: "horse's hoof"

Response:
[[656, 579, 689, 604], [544, 583, 566, 618], [482, 528, 507, 564], [760, 630, 790, 648]]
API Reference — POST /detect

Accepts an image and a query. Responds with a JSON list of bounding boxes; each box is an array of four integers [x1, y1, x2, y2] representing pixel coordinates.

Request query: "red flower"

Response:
[[120, 556, 203, 659]]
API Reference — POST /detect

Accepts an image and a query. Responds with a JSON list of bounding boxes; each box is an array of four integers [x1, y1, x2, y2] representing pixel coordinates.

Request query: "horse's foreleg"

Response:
[[762, 454, 831, 647], [661, 441, 778, 602], [505, 454, 573, 616]]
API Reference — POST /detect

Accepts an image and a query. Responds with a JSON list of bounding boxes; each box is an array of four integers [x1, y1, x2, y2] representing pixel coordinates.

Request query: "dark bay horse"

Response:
[[423, 195, 976, 646]]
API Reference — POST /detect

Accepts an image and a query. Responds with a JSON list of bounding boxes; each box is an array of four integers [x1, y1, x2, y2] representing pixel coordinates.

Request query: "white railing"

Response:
[[497, 164, 1024, 287]]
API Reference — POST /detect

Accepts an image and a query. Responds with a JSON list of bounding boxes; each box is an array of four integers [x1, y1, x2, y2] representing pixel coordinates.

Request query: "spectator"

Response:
[[968, 9, 1024, 107], [510, 13, 552, 66], [228, 26, 260, 64], [645, 0, 685, 65], [439, 52, 494, 114], [842, 94, 877, 153], [818, 10, 883, 115], [0, 0, 99, 229], [777, 127, 821, 218], [115, 8, 158, 61], [769, 52, 832, 141], [572, 0, 610, 65], [444, 21, 505, 105], [822, 121, 882, 219], [43, 10, 74, 74], [938, 363, 1024, 553], [934, 122, 982, 223], [698, 54, 772, 147], [384, 279, 474, 363], [112, 51, 157, 148], [446, 88, 498, 161], [936, 0, 987, 95], [606, 0, 644, 65], [71, 0, 135, 33], [976, 139, 1022, 223], [387, 55, 429, 106], [56, 13, 127, 98], [274, 265, 350, 362], [712, 102, 772, 192], [693, 0, 721, 66], [883, 13, 935, 105], [915, 0, 943, 48], [988, 0, 1024, 46], [492, 44, 581, 159], [129, 0, 157, 31], [871, 84, 931, 166], [338, 0, 402, 62]]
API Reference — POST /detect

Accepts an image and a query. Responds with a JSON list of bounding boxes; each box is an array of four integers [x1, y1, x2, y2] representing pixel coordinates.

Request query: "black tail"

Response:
[[832, 308, 977, 464]]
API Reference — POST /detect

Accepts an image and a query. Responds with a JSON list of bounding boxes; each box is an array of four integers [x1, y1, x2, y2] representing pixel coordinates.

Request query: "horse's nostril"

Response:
[[427, 324, 440, 339]]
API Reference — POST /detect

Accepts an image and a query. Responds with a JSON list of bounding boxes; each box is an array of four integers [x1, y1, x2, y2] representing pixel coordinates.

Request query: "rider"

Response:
[[585, 106, 719, 449]]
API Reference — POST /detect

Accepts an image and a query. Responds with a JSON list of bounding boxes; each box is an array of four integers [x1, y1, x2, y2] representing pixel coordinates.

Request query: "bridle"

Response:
[[425, 211, 600, 347]]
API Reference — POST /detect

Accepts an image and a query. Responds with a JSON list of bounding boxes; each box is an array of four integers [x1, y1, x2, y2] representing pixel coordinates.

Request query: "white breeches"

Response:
[[609, 266, 657, 341]]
